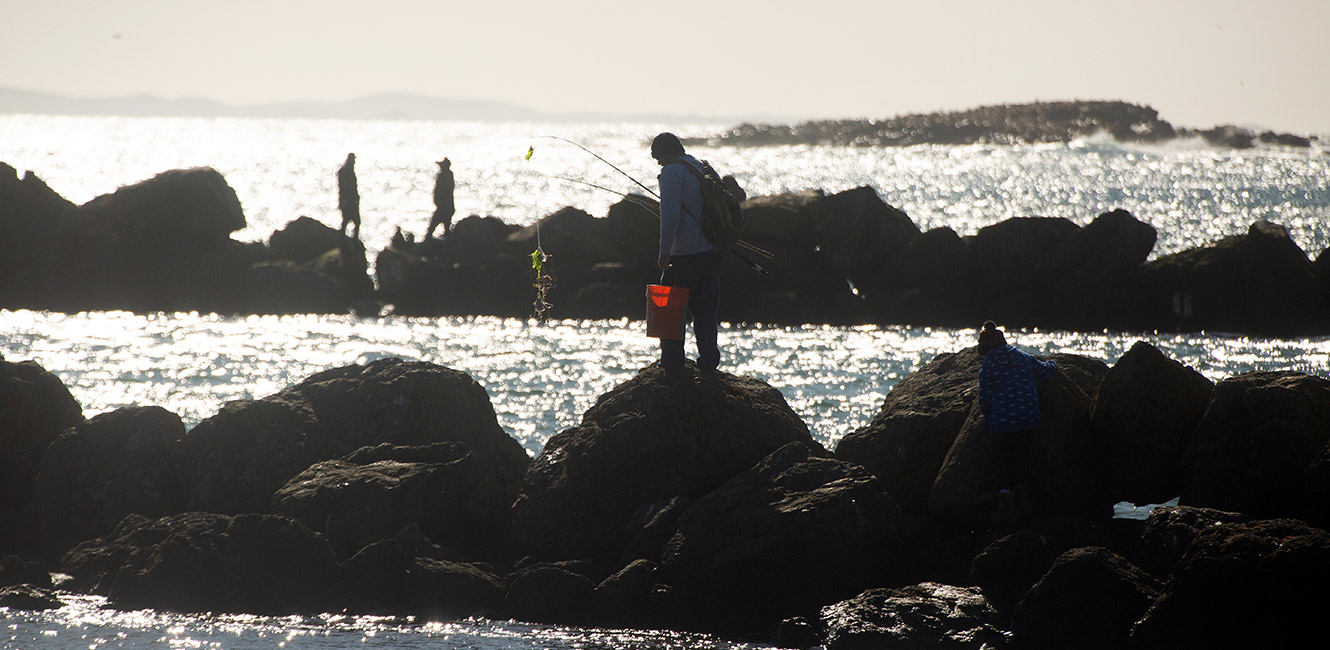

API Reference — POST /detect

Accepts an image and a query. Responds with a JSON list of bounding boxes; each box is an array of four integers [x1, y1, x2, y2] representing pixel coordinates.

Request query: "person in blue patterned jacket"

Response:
[[977, 320, 1057, 524]]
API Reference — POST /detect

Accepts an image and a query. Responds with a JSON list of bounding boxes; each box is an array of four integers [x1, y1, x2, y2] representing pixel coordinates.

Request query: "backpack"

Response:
[[670, 159, 745, 246]]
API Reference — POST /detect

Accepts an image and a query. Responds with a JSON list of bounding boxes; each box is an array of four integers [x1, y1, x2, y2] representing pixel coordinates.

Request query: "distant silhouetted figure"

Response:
[[338, 153, 361, 239], [426, 158, 455, 239]]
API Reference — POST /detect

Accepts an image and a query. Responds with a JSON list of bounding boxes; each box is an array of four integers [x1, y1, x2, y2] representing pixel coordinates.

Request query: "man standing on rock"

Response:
[[652, 132, 727, 375], [426, 158, 455, 239], [338, 153, 361, 239], [976, 320, 1057, 524]]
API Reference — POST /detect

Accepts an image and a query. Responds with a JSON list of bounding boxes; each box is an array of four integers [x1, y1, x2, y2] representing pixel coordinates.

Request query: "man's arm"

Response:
[[658, 163, 685, 261]]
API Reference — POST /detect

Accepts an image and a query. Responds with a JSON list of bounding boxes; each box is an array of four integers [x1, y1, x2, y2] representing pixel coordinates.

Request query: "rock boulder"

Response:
[[661, 442, 902, 624], [510, 364, 818, 564], [273, 441, 516, 561], [1130, 519, 1330, 649], [1092, 341, 1214, 505], [1009, 546, 1161, 650], [0, 357, 83, 530], [929, 361, 1101, 526], [820, 583, 1009, 650], [836, 347, 985, 514], [61, 511, 339, 614], [35, 405, 187, 555], [175, 359, 529, 516], [1181, 371, 1330, 518]]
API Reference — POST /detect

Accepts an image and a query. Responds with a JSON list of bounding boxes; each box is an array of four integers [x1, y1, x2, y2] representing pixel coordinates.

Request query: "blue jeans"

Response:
[[659, 248, 726, 371]]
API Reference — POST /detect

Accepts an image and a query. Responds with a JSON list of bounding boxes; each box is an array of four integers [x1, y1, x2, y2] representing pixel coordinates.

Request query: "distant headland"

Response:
[[1, 91, 1319, 148], [686, 100, 1319, 149]]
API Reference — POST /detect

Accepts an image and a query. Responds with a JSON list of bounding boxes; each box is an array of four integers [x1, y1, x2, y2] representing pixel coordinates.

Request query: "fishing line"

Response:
[[526, 138, 772, 276]]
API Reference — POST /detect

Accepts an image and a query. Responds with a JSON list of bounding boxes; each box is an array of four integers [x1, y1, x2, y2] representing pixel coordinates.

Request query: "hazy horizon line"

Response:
[[1, 86, 1322, 137]]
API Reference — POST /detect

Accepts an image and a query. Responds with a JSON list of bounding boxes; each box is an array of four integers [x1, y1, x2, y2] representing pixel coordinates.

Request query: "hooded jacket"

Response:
[[657, 153, 716, 256], [978, 345, 1058, 434]]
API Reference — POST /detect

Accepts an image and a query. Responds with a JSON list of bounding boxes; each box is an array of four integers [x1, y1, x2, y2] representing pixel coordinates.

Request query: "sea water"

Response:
[[1, 115, 1328, 649]]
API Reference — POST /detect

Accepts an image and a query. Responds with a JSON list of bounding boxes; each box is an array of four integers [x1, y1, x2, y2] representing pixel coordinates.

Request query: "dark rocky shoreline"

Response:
[[2, 344, 1328, 648], [4, 158, 1326, 337]]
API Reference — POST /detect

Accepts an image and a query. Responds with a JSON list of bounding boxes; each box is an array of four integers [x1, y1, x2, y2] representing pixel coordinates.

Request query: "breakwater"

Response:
[[2, 342, 1328, 648], [3, 161, 1327, 337]]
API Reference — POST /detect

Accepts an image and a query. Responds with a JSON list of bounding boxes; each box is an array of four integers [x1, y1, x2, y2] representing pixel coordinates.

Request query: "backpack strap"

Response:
[[665, 159, 708, 229]]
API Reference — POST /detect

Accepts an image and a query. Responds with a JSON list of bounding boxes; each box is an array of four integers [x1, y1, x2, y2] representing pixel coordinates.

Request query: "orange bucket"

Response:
[[645, 284, 689, 339]]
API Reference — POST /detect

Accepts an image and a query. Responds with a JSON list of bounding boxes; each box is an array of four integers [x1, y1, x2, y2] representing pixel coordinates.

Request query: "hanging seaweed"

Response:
[[530, 246, 554, 321]]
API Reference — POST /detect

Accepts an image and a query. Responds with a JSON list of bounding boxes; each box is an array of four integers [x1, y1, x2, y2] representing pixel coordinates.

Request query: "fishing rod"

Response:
[[533, 136, 774, 262], [532, 167, 771, 278], [536, 135, 660, 199]]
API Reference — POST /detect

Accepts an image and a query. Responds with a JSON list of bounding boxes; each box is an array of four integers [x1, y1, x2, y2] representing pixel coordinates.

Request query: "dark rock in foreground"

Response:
[[62, 512, 339, 614], [1181, 371, 1330, 519], [273, 441, 516, 561], [510, 364, 819, 564], [836, 348, 984, 514], [820, 582, 1010, 650], [35, 406, 186, 557], [0, 584, 62, 610], [175, 358, 530, 518], [0, 555, 52, 589], [4, 337, 1330, 640], [660, 442, 902, 628], [0, 355, 83, 558], [1092, 341, 1215, 505], [1130, 519, 1330, 649], [1009, 546, 1161, 650], [340, 524, 504, 619]]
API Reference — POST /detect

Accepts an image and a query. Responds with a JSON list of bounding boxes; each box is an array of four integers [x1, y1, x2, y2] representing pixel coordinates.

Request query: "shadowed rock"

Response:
[[1131, 505, 1249, 580], [510, 364, 819, 564], [61, 512, 338, 614], [340, 524, 504, 618], [836, 348, 985, 514], [1132, 220, 1325, 336], [0, 555, 52, 589], [273, 441, 517, 561], [0, 356, 83, 557], [1092, 342, 1214, 505], [1181, 371, 1330, 518], [1009, 546, 1161, 650], [661, 442, 902, 627], [35, 406, 186, 556], [929, 363, 1101, 526], [820, 582, 1009, 650], [175, 359, 529, 517], [1130, 519, 1330, 649]]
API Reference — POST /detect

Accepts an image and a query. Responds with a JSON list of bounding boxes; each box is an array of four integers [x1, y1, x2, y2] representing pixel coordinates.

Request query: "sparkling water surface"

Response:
[[5, 594, 766, 650], [1, 115, 1328, 649]]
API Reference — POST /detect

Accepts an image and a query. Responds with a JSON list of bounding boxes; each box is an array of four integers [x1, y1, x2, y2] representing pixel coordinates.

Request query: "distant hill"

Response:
[[688, 100, 1318, 149], [0, 87, 767, 124]]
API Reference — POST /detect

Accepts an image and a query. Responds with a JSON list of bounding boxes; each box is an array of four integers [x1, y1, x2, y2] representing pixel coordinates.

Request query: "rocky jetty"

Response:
[[3, 344, 1329, 645], [0, 163, 374, 315], [688, 100, 1317, 149], [3, 160, 1327, 335], [379, 189, 1328, 336]]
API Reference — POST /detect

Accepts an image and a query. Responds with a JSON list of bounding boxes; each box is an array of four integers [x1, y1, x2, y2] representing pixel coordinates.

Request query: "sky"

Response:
[[3, 0, 1329, 133]]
